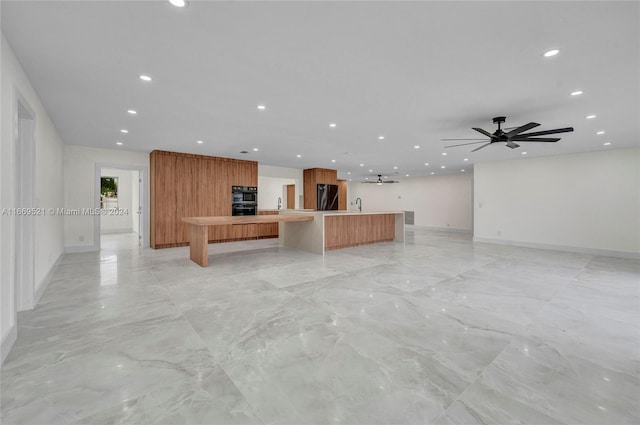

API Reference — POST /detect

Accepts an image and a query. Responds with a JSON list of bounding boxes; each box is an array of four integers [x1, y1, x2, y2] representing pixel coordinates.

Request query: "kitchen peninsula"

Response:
[[182, 210, 404, 267]]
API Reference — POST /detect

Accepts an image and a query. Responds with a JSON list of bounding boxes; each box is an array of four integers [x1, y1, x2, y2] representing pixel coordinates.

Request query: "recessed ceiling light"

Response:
[[127, 109, 137, 115], [522, 151, 528, 155], [116, 142, 123, 146], [196, 140, 203, 144], [378, 136, 385, 140], [430, 172, 435, 175], [360, 163, 364, 167], [120, 129, 128, 133], [253, 148, 259, 151], [463, 158, 469, 161], [603, 142, 612, 146], [349, 179, 352, 181], [347, 172, 351, 175], [329, 123, 336, 128], [331, 159, 336, 163], [257, 104, 266, 110], [414, 145, 420, 149], [586, 115, 596, 119], [365, 177, 369, 180], [543, 49, 560, 57], [139, 75, 152, 82], [461, 169, 465, 172], [405, 174, 410, 177], [570, 90, 584, 96], [169, 0, 187, 7], [393, 166, 398, 170], [596, 131, 605, 135], [425, 163, 429, 166], [296, 154, 302, 158], [442, 152, 447, 156], [369, 169, 373, 172]]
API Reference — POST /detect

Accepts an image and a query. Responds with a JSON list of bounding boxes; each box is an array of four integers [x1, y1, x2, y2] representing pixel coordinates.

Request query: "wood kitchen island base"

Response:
[[182, 215, 314, 267], [280, 211, 405, 255], [183, 211, 404, 267]]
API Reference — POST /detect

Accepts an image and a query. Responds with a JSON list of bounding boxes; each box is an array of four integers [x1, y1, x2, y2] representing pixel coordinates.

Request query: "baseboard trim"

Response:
[[65, 245, 99, 253], [34, 252, 63, 306], [473, 237, 640, 259], [411, 225, 473, 234], [1, 323, 17, 365]]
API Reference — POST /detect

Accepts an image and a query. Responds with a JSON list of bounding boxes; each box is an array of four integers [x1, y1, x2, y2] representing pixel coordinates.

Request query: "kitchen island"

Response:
[[279, 210, 405, 255], [182, 210, 404, 267]]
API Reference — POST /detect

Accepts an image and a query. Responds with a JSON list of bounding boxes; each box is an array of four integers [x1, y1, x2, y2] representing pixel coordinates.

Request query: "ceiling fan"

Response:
[[442, 116, 574, 152], [362, 174, 399, 185]]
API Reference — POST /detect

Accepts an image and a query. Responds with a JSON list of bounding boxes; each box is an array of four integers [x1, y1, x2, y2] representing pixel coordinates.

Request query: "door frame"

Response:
[[14, 88, 36, 311], [94, 163, 149, 249]]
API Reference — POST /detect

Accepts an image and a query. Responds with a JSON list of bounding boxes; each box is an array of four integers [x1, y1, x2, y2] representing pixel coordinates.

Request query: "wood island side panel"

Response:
[[324, 214, 396, 250]]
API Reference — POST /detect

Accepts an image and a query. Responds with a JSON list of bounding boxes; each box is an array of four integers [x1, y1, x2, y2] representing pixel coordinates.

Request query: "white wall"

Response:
[[64, 145, 148, 251], [131, 170, 140, 235], [258, 164, 303, 209], [258, 176, 295, 209], [100, 168, 134, 234], [348, 173, 473, 231], [1, 35, 65, 363], [474, 148, 640, 256]]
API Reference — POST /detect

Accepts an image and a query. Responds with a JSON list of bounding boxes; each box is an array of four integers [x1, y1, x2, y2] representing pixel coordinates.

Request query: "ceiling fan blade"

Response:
[[511, 137, 560, 142], [471, 142, 492, 152], [472, 127, 494, 138], [445, 141, 490, 148], [505, 122, 540, 138], [518, 127, 574, 137], [441, 138, 488, 141]]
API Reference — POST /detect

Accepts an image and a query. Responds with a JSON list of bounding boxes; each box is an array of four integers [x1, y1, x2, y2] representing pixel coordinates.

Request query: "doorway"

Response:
[[95, 164, 148, 250], [14, 92, 36, 311]]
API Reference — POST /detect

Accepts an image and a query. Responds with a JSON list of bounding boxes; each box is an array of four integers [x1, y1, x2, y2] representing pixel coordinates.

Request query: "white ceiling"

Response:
[[2, 0, 638, 181]]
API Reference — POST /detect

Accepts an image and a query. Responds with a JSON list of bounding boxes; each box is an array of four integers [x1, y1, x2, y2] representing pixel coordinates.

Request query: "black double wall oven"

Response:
[[231, 186, 257, 216]]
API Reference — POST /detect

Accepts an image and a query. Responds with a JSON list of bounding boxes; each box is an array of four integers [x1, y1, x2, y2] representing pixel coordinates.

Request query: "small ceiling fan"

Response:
[[442, 116, 574, 152], [362, 174, 399, 185]]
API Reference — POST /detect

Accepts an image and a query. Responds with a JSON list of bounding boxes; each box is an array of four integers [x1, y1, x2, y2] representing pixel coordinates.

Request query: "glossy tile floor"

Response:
[[2, 228, 639, 425]]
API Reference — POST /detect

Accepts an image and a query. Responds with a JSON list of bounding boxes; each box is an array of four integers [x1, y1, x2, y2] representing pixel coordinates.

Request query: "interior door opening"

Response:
[[96, 164, 148, 251]]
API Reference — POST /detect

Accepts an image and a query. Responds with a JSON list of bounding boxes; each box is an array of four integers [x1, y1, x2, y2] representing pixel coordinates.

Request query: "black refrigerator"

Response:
[[317, 184, 339, 211]]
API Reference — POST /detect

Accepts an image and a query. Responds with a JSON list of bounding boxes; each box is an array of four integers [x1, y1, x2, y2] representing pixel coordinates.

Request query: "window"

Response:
[[100, 176, 118, 208]]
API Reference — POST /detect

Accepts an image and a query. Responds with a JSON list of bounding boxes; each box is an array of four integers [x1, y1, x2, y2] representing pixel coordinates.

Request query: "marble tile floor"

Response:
[[1, 228, 639, 425]]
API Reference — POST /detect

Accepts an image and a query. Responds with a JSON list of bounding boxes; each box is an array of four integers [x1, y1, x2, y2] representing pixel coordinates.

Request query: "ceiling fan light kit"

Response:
[[443, 116, 574, 152], [363, 174, 400, 184]]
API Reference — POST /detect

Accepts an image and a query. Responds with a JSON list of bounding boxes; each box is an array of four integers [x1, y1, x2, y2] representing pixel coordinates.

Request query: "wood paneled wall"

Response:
[[150, 150, 257, 248], [303, 168, 338, 210]]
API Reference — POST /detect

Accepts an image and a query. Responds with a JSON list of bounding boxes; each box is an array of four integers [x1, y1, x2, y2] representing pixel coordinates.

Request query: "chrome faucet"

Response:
[[355, 197, 362, 212], [277, 197, 282, 210]]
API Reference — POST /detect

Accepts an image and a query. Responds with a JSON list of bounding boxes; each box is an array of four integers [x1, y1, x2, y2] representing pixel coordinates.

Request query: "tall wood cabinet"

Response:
[[303, 168, 338, 210], [150, 150, 257, 248]]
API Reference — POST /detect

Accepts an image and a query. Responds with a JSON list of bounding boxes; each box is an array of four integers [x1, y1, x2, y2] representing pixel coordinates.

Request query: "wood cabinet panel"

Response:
[[257, 211, 279, 238], [337, 179, 347, 210], [286, 184, 295, 209], [150, 150, 258, 248], [324, 214, 395, 250], [303, 168, 338, 210]]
